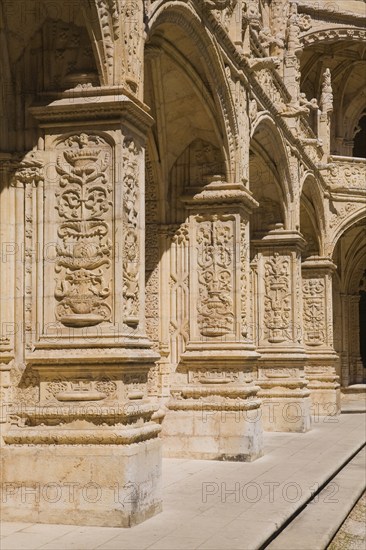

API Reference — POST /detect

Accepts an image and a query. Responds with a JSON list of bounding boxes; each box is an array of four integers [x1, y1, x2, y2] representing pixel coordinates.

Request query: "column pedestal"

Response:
[[302, 257, 340, 417], [162, 179, 263, 460], [0, 88, 162, 527], [252, 227, 311, 432]]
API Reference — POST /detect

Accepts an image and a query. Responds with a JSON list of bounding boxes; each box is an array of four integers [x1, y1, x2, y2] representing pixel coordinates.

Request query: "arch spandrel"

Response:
[[326, 205, 366, 257], [249, 115, 294, 231], [145, 2, 240, 181]]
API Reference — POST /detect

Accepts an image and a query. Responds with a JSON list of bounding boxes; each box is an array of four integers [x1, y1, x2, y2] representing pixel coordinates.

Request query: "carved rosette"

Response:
[[195, 215, 235, 337], [263, 253, 291, 343], [122, 137, 140, 325], [302, 278, 326, 346], [54, 134, 112, 327]]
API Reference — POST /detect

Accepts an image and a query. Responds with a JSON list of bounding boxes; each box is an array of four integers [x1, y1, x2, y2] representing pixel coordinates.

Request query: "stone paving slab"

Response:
[[1, 413, 365, 550], [267, 448, 366, 549]]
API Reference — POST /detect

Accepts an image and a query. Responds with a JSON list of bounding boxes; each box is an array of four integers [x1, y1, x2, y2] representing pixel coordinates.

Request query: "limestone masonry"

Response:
[[0, 0, 365, 527]]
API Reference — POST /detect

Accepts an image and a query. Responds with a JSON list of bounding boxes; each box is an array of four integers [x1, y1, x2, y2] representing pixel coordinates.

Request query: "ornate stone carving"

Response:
[[123, 373, 146, 400], [96, 0, 119, 78], [10, 364, 40, 406], [302, 29, 366, 47], [329, 203, 358, 229], [168, 223, 190, 365], [189, 368, 240, 384], [14, 153, 45, 351], [263, 254, 291, 343], [302, 278, 326, 346], [44, 377, 117, 402], [286, 3, 311, 56], [122, 137, 140, 325], [196, 215, 234, 337], [320, 68, 333, 114], [327, 158, 366, 190], [121, 0, 143, 93], [240, 221, 249, 338], [54, 133, 112, 327]]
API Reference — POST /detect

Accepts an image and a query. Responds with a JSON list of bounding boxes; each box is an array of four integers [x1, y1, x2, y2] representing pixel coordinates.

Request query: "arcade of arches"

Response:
[[0, 0, 365, 527]]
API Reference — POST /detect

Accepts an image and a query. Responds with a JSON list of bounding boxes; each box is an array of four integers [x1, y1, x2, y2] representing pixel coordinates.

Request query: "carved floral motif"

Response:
[[54, 133, 112, 327], [302, 278, 325, 346], [263, 254, 291, 343], [196, 216, 234, 337], [122, 137, 140, 325], [327, 159, 366, 190], [14, 153, 44, 351], [241, 221, 249, 338]]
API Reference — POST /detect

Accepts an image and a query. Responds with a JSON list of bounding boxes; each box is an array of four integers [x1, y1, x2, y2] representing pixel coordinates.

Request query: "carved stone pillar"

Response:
[[0, 89, 162, 527], [162, 178, 263, 461], [0, 157, 17, 428], [252, 227, 311, 432], [302, 257, 340, 416], [348, 294, 363, 384], [0, 156, 23, 437]]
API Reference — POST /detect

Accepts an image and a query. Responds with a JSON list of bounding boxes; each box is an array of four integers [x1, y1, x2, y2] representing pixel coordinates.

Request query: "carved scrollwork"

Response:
[[122, 137, 140, 325], [263, 253, 291, 343], [44, 376, 117, 402], [196, 215, 235, 337], [302, 278, 326, 346], [327, 158, 366, 190], [54, 133, 112, 327]]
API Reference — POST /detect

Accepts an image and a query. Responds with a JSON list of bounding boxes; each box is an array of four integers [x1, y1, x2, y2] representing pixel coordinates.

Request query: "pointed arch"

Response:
[[146, 1, 238, 180]]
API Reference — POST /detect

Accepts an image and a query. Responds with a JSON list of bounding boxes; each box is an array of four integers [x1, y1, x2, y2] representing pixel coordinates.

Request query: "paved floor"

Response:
[[328, 492, 366, 550], [1, 413, 365, 550]]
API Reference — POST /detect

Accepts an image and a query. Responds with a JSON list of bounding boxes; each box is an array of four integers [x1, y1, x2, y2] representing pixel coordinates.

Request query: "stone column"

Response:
[[162, 178, 263, 461], [0, 89, 162, 527], [302, 257, 340, 416], [0, 157, 16, 427], [252, 226, 311, 432], [348, 294, 363, 383]]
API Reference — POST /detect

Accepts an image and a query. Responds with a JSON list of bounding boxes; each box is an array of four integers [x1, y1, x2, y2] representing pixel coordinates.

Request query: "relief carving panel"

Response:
[[54, 133, 112, 327], [263, 253, 291, 343], [196, 215, 235, 338]]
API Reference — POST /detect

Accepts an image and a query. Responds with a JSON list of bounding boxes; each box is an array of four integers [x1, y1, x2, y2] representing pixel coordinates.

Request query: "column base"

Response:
[[0, 439, 162, 527], [258, 396, 311, 432], [161, 388, 263, 461], [306, 365, 341, 417], [257, 361, 311, 432]]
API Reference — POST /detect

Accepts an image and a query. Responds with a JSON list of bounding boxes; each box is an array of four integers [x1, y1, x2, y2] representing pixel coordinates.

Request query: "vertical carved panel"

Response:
[[263, 253, 291, 343], [169, 225, 190, 365], [122, 137, 140, 325], [54, 134, 112, 327], [195, 215, 235, 338], [15, 154, 44, 350], [302, 278, 326, 346], [241, 220, 249, 339], [122, 0, 143, 94]]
